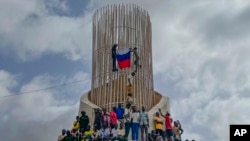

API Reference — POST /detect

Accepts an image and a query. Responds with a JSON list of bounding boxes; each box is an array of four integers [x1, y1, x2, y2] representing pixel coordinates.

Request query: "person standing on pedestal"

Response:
[[116, 103, 125, 124], [159, 109, 174, 141], [124, 103, 131, 140], [139, 106, 149, 141], [79, 111, 89, 133], [110, 107, 118, 129], [131, 106, 140, 141]]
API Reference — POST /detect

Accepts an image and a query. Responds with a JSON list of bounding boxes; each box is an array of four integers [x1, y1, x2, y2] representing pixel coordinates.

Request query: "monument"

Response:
[[79, 3, 170, 139]]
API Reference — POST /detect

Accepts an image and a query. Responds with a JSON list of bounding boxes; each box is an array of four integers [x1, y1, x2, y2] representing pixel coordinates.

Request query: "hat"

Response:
[[81, 111, 86, 115], [62, 129, 66, 133]]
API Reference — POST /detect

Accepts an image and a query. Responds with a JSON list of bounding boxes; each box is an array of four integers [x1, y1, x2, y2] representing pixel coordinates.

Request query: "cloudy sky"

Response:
[[1, 0, 250, 140]]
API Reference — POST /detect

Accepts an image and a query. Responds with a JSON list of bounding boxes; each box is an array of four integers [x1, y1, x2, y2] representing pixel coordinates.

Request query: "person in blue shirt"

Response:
[[116, 103, 125, 123]]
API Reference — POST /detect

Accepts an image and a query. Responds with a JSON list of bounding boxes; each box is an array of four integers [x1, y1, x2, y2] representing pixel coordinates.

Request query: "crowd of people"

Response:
[[57, 101, 188, 141]]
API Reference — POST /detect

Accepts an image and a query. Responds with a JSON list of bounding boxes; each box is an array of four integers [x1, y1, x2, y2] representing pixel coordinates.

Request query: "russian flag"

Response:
[[116, 48, 131, 69]]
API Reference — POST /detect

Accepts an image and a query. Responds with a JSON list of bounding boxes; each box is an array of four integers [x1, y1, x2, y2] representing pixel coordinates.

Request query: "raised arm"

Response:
[[158, 108, 164, 117], [177, 120, 184, 135], [177, 120, 182, 127], [179, 128, 184, 135]]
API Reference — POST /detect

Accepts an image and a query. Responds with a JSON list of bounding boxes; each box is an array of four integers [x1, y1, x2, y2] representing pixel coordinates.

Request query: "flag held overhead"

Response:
[[116, 48, 131, 69]]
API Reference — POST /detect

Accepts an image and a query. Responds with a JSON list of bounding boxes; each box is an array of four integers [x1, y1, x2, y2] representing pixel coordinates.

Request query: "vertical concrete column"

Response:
[[90, 4, 154, 110]]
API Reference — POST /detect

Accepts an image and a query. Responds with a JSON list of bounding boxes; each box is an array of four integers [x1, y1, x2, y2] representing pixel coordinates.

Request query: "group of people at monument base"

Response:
[[57, 101, 183, 141]]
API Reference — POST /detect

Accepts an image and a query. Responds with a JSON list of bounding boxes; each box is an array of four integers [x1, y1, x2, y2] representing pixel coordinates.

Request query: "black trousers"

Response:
[[112, 56, 117, 71], [140, 125, 148, 141]]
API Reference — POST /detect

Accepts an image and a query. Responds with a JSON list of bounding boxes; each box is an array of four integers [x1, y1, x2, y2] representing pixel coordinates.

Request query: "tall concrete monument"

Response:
[[79, 3, 170, 138]]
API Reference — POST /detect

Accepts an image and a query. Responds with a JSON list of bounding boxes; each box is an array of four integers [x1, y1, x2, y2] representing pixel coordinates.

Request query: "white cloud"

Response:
[[0, 70, 19, 116], [0, 70, 17, 94], [0, 70, 90, 140], [0, 0, 93, 61], [12, 72, 90, 122], [0, 0, 38, 33]]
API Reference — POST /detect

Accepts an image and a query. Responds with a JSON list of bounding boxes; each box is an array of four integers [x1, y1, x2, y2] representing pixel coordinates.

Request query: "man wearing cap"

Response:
[[80, 111, 89, 133]]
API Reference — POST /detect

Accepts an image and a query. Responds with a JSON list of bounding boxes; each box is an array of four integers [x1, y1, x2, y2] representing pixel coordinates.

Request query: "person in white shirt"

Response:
[[131, 106, 140, 141], [92, 126, 99, 141], [124, 103, 131, 139], [110, 124, 119, 141], [97, 128, 104, 140], [103, 124, 110, 140]]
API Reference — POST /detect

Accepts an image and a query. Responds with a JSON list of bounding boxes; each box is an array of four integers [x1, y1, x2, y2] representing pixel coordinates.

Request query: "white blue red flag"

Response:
[[116, 48, 131, 69]]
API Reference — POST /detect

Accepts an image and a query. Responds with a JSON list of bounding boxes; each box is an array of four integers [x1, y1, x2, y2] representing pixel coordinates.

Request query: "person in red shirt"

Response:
[[109, 107, 118, 129], [159, 108, 174, 141], [101, 108, 110, 128]]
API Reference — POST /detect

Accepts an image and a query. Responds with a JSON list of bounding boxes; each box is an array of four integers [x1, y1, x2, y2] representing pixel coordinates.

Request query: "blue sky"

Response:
[[1, 0, 250, 141], [45, 0, 90, 17]]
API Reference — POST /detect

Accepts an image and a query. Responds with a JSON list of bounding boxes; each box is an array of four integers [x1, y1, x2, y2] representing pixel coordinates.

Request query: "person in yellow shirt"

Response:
[[154, 112, 164, 139], [83, 125, 93, 141], [72, 116, 80, 131]]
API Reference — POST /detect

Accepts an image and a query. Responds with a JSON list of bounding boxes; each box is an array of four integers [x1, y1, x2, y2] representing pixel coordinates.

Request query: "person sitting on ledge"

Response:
[[148, 130, 162, 141], [110, 124, 119, 141], [103, 123, 110, 141], [118, 123, 126, 141], [58, 129, 66, 141], [91, 126, 98, 141], [63, 130, 73, 141], [83, 125, 93, 141]]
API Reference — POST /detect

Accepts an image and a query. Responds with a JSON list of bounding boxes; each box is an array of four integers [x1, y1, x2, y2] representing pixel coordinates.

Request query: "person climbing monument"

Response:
[[127, 72, 135, 86], [126, 71, 135, 108], [111, 44, 118, 72], [130, 47, 141, 74], [126, 73, 134, 104], [126, 93, 135, 106]]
